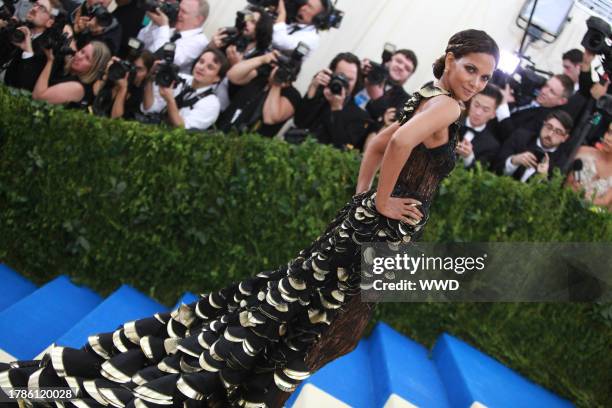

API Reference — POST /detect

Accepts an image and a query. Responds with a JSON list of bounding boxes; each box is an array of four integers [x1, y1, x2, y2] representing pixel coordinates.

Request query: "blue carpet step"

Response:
[[0, 264, 37, 312], [173, 291, 199, 310], [56, 284, 168, 349], [0, 275, 102, 360], [432, 333, 574, 408], [286, 339, 375, 408], [369, 322, 451, 408]]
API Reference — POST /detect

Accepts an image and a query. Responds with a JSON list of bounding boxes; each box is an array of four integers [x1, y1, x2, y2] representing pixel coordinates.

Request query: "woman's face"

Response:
[[70, 44, 94, 74], [192, 52, 221, 86], [445, 52, 496, 102]]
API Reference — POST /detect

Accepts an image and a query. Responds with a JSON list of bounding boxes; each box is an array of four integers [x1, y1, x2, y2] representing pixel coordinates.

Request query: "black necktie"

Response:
[[170, 32, 182, 42], [288, 25, 301, 35]]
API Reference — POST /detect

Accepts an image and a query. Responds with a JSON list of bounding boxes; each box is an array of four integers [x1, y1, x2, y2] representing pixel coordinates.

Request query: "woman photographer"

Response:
[[140, 48, 229, 130], [109, 50, 154, 119], [32, 40, 111, 107], [216, 49, 301, 137]]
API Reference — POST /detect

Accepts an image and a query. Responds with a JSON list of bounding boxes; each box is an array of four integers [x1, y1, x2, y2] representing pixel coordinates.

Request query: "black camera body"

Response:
[[155, 42, 181, 87], [581, 16, 612, 77], [40, 28, 75, 58], [1, 20, 26, 44], [491, 64, 547, 108], [328, 73, 349, 95], [366, 43, 396, 86], [87, 4, 113, 27], [136, 0, 179, 25], [0, 0, 14, 21], [108, 59, 137, 82], [273, 41, 309, 84]]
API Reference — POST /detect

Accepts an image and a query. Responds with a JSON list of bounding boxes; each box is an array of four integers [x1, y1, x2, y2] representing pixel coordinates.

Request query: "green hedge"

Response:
[[0, 86, 611, 407]]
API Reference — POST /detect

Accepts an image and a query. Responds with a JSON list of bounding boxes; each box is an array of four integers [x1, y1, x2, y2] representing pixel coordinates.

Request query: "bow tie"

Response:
[[460, 125, 482, 137]]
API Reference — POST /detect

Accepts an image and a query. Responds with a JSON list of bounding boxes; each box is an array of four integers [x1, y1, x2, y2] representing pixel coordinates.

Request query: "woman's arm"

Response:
[[375, 96, 461, 220], [262, 84, 295, 124], [160, 86, 184, 128], [227, 52, 277, 86], [32, 53, 85, 104], [356, 122, 399, 194]]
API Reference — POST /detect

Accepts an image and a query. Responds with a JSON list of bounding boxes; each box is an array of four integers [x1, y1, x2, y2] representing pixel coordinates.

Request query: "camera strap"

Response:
[[174, 85, 216, 110]]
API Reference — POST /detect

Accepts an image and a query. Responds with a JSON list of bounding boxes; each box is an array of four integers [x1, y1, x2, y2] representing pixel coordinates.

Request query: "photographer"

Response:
[[32, 40, 111, 107], [217, 49, 301, 137], [271, 0, 324, 58], [137, 0, 209, 74], [3, 0, 63, 92], [93, 46, 154, 118], [71, 0, 122, 54], [141, 48, 228, 130], [294, 52, 372, 150], [495, 110, 573, 182], [357, 48, 417, 129], [494, 74, 574, 142], [210, 7, 274, 67]]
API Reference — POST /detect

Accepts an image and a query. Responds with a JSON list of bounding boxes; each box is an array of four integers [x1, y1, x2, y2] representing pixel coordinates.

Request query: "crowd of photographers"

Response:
[[1, 0, 610, 209]]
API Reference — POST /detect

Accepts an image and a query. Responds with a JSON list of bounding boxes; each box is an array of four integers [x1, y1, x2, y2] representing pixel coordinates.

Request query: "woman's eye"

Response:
[[466, 66, 475, 73]]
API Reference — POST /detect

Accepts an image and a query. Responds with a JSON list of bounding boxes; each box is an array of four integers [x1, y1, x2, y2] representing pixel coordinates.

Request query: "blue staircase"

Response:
[[0, 264, 574, 407]]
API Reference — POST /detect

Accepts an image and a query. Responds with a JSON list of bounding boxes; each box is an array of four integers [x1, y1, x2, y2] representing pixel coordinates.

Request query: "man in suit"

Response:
[[495, 110, 574, 183], [494, 74, 574, 143], [3, 0, 63, 92], [456, 83, 503, 170]]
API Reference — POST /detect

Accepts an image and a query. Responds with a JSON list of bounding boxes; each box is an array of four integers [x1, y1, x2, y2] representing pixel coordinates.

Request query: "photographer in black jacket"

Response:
[[2, 0, 64, 91], [294, 52, 372, 150], [71, 0, 122, 54]]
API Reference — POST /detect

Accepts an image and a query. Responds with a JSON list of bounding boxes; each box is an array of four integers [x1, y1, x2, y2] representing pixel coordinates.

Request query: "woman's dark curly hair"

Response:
[[251, 7, 274, 51], [432, 29, 500, 79]]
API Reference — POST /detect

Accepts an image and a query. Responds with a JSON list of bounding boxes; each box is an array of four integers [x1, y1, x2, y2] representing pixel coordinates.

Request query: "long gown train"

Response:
[[0, 84, 459, 408]]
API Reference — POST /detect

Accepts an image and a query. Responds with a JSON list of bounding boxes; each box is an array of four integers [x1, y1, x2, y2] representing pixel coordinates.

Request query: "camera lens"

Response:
[[11, 28, 25, 44]]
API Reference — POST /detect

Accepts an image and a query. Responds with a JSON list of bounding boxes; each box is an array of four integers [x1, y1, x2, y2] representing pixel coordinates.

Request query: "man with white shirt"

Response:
[[137, 0, 209, 74], [495, 110, 573, 183], [141, 48, 228, 130], [455, 84, 502, 170], [271, 0, 325, 59]]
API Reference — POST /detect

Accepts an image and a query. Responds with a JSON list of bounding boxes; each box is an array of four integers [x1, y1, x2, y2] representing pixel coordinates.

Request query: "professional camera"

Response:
[[367, 42, 396, 85], [40, 27, 75, 58], [0, 0, 15, 20], [328, 73, 349, 95], [491, 52, 547, 107], [219, 11, 250, 52], [136, 0, 179, 25], [155, 42, 181, 87], [581, 16, 612, 77], [87, 4, 113, 27], [1, 20, 27, 43], [312, 6, 343, 30], [273, 41, 309, 84], [108, 59, 137, 82], [125, 37, 144, 61]]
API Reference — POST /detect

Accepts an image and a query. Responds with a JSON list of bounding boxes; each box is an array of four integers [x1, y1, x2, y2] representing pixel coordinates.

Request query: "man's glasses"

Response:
[[542, 122, 567, 137]]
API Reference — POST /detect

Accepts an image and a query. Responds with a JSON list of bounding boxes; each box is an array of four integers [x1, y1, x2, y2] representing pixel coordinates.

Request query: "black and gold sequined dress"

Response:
[[0, 84, 459, 408]]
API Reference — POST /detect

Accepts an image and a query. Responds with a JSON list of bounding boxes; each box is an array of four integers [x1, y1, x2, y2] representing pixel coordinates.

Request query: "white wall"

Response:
[[203, 0, 602, 94]]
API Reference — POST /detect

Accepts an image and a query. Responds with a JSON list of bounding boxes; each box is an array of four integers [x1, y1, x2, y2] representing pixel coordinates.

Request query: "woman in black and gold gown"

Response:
[[0, 30, 499, 408]]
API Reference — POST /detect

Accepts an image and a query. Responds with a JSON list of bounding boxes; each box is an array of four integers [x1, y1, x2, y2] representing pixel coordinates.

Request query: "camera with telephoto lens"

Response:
[[155, 42, 181, 87], [328, 73, 349, 95], [367, 42, 396, 85], [581, 16, 612, 77], [136, 0, 179, 25], [273, 41, 309, 84], [246, 0, 343, 30], [491, 56, 547, 108], [87, 4, 113, 27], [1, 20, 27, 43]]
